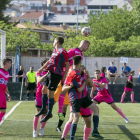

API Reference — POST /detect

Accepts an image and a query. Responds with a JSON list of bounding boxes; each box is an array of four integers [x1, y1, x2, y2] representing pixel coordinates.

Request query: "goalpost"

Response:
[[0, 29, 6, 67]]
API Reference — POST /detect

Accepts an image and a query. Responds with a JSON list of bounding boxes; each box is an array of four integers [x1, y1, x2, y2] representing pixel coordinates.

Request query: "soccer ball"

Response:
[[81, 27, 91, 37]]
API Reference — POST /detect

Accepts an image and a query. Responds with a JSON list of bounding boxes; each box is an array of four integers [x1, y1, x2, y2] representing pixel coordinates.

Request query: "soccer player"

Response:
[[61, 65, 93, 140], [90, 70, 129, 123], [58, 40, 90, 118], [33, 58, 49, 137], [101, 67, 107, 78], [35, 36, 70, 123], [62, 55, 103, 140], [0, 58, 12, 134], [120, 71, 136, 103], [25, 66, 36, 101]]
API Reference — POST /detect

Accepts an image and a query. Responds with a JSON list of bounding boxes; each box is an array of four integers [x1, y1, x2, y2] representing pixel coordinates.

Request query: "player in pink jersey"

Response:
[[90, 70, 129, 123], [58, 40, 90, 120], [120, 71, 136, 103], [0, 58, 12, 134], [61, 65, 93, 140], [100, 67, 107, 78], [33, 58, 49, 137]]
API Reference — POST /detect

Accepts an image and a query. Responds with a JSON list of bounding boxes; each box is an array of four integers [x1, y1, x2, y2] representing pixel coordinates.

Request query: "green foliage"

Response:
[[0, 0, 11, 23], [0, 21, 42, 51]]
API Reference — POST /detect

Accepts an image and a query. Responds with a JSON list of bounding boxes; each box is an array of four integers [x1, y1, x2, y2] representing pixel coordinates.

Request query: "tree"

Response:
[[0, 21, 42, 53], [0, 0, 11, 23]]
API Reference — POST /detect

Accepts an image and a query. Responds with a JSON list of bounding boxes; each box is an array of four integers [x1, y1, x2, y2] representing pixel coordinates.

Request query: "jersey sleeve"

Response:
[[62, 50, 68, 62], [102, 78, 108, 83], [128, 66, 131, 72], [107, 66, 110, 71], [73, 74, 82, 88], [115, 66, 117, 71], [26, 72, 29, 78], [68, 49, 74, 61], [128, 76, 132, 80]]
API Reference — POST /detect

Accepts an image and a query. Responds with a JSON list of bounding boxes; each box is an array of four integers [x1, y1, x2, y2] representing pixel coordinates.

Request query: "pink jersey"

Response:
[[101, 73, 105, 78], [81, 74, 88, 97], [68, 48, 83, 66], [0, 68, 9, 94], [36, 70, 48, 97], [93, 77, 111, 97]]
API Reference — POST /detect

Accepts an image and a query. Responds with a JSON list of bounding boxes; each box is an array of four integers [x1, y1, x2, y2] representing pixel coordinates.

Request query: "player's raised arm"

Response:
[[93, 81, 106, 89], [38, 60, 50, 73], [62, 84, 73, 94]]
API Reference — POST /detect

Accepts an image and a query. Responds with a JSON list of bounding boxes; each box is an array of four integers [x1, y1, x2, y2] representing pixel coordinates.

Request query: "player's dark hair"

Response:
[[56, 36, 64, 45], [73, 55, 81, 65], [2, 58, 12, 66], [41, 58, 49, 66], [101, 67, 106, 73], [84, 40, 90, 45], [131, 71, 135, 74], [95, 70, 100, 73]]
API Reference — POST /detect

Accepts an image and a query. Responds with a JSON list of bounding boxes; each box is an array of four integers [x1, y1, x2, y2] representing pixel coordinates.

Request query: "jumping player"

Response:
[[35, 36, 69, 123], [33, 58, 49, 137], [61, 65, 93, 140], [90, 70, 129, 123], [62, 56, 103, 140], [58, 40, 90, 118], [0, 58, 12, 134], [120, 71, 136, 103]]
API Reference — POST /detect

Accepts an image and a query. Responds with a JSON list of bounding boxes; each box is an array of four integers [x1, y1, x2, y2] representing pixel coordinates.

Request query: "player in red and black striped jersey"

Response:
[[35, 36, 70, 123], [121, 71, 136, 103]]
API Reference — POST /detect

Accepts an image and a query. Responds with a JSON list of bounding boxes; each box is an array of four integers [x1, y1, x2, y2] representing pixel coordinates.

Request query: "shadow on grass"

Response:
[[118, 125, 139, 140]]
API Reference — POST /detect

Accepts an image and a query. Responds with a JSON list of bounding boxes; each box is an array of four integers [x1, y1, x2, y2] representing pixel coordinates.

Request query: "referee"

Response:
[[25, 66, 36, 101]]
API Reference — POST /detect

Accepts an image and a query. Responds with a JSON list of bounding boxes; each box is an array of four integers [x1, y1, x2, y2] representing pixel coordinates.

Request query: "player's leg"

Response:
[[84, 97, 103, 139], [114, 74, 118, 83], [41, 72, 62, 122], [120, 91, 127, 103], [130, 91, 137, 103], [61, 112, 73, 140], [26, 83, 31, 100], [110, 102, 129, 123], [56, 104, 68, 133]]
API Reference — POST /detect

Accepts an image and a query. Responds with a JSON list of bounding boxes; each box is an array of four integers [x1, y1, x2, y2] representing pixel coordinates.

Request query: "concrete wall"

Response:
[[8, 82, 140, 102]]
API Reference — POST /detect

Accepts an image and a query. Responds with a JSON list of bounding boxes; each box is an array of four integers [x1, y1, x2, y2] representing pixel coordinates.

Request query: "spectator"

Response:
[[16, 66, 25, 82], [107, 62, 118, 84], [122, 63, 131, 77], [25, 66, 36, 101]]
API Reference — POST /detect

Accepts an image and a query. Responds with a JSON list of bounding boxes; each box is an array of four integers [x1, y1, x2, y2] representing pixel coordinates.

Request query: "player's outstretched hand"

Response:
[[7, 95, 11, 102]]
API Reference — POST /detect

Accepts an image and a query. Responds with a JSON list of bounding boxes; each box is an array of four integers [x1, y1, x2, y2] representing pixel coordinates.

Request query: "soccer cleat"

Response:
[[33, 130, 37, 137], [92, 132, 104, 139], [60, 138, 65, 140], [35, 110, 47, 117], [120, 101, 125, 103], [39, 128, 44, 136], [40, 114, 53, 123], [132, 101, 137, 103], [58, 113, 65, 121], [56, 127, 62, 133], [124, 117, 129, 123]]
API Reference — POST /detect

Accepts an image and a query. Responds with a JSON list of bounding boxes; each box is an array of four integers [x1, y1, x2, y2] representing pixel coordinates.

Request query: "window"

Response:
[[50, 35, 53, 40], [63, 7, 67, 13], [57, 7, 61, 11], [29, 52, 32, 56], [70, 7, 75, 11], [75, 0, 80, 5]]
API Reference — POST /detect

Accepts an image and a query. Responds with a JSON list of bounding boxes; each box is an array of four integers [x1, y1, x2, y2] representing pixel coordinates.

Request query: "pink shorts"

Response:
[[94, 94, 114, 104], [0, 94, 6, 109], [124, 87, 133, 93], [35, 96, 48, 108], [70, 105, 91, 117]]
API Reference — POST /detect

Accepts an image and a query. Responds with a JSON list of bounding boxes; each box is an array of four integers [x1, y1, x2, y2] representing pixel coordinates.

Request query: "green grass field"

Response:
[[0, 101, 140, 140]]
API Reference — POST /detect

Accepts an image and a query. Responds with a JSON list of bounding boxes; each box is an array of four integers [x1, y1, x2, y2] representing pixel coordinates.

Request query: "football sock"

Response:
[[62, 122, 71, 139], [117, 108, 126, 119], [0, 112, 5, 122], [58, 113, 66, 128], [41, 94, 48, 111], [47, 98, 54, 116], [121, 93, 125, 102], [70, 124, 77, 140], [131, 93, 134, 102], [41, 115, 47, 129], [33, 116, 39, 131], [83, 126, 92, 140], [93, 115, 99, 133], [58, 94, 65, 113]]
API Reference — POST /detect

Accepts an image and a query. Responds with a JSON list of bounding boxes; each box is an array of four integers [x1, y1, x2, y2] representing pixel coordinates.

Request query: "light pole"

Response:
[[76, 0, 79, 35]]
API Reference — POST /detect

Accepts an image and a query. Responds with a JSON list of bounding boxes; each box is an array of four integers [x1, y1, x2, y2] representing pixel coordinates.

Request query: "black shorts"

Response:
[[43, 71, 62, 91], [27, 82, 36, 90], [70, 97, 93, 113]]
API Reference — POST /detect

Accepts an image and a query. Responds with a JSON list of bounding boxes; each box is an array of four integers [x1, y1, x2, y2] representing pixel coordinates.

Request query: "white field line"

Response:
[[0, 101, 22, 125]]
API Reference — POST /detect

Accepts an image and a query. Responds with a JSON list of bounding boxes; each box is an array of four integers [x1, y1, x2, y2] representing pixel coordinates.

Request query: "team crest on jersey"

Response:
[[0, 78, 5, 84]]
